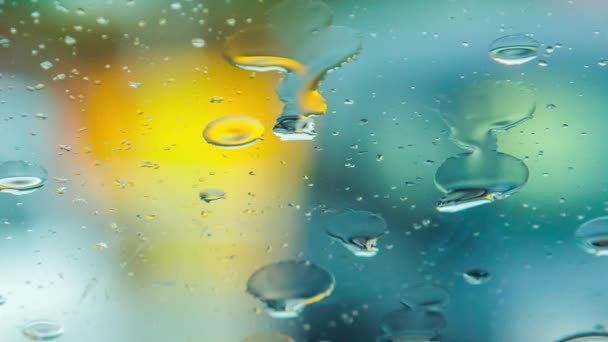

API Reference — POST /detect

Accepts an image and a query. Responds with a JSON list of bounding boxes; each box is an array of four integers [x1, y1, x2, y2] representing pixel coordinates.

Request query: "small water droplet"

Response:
[[0, 295, 5, 305], [191, 38, 205, 48], [199, 189, 226, 203], [22, 320, 64, 340], [400, 285, 450, 310], [96, 16, 109, 25], [40, 61, 53, 70], [203, 116, 264, 148], [0, 161, 47, 195], [226, 18, 236, 26], [463, 269, 491, 285], [488, 34, 540, 66], [64, 35, 76, 45], [381, 306, 447, 341], [538, 59, 548, 67], [128, 81, 141, 89], [546, 103, 557, 110]]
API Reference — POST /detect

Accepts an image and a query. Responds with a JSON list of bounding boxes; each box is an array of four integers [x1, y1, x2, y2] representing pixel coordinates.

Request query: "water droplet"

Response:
[[462, 269, 491, 285], [575, 217, 608, 256], [325, 210, 387, 257], [226, 18, 236, 27], [222, 0, 361, 140], [22, 320, 64, 340], [64, 35, 76, 45], [128, 81, 141, 89], [244, 331, 295, 342], [246, 260, 334, 318], [40, 61, 53, 70], [435, 81, 535, 212], [0, 295, 5, 305], [488, 34, 540, 66], [96, 16, 109, 25], [546, 103, 557, 110], [558, 332, 608, 342], [191, 38, 205, 48], [537, 59, 549, 67], [380, 306, 447, 342], [598, 59, 607, 67], [209, 96, 223, 104], [401, 285, 450, 310], [199, 189, 226, 203], [203, 116, 264, 148], [0, 161, 47, 195], [170, 2, 182, 10]]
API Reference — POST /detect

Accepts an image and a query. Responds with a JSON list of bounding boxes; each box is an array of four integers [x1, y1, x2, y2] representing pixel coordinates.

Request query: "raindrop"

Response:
[[244, 331, 295, 342], [0, 161, 47, 195], [199, 189, 226, 203], [246, 260, 334, 318], [22, 320, 64, 340], [400, 285, 450, 310], [575, 217, 608, 256], [488, 34, 540, 66], [325, 210, 387, 257], [203, 116, 264, 148], [191, 38, 205, 48], [462, 269, 491, 285], [380, 306, 447, 342]]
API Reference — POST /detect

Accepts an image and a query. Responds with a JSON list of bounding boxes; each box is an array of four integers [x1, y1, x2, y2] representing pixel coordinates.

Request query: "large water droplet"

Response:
[[244, 331, 295, 342], [202, 116, 264, 148], [400, 285, 450, 310], [435, 81, 535, 212], [380, 306, 447, 342], [325, 210, 387, 257], [222, 0, 361, 140], [488, 34, 540, 66], [558, 333, 608, 342], [22, 320, 64, 340], [575, 217, 608, 256], [246, 260, 335, 318], [0, 161, 47, 195]]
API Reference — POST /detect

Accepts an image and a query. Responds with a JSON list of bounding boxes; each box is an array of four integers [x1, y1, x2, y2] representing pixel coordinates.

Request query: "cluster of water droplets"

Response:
[[434, 80, 536, 212], [222, 0, 361, 140]]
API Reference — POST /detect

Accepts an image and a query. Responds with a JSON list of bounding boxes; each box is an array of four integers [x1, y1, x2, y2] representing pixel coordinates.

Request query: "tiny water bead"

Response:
[[488, 34, 540, 66], [199, 189, 226, 203], [558, 333, 608, 342], [325, 210, 388, 257], [246, 260, 335, 318], [575, 217, 608, 256], [0, 160, 48, 195], [244, 331, 295, 342], [22, 320, 64, 340], [462, 269, 491, 285], [202, 116, 264, 148]]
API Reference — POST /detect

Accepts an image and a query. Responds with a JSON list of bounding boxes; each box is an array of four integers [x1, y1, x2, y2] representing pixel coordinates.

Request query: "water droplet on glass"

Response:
[[40, 61, 53, 70], [64, 35, 76, 45], [222, 0, 361, 140], [96, 16, 109, 25], [488, 34, 540, 66], [325, 210, 387, 257], [0, 161, 47, 195], [598, 59, 607, 67], [191, 38, 205, 48], [558, 332, 608, 342], [546, 103, 556, 110], [0, 295, 5, 305], [462, 269, 491, 285], [22, 320, 64, 340], [246, 260, 335, 318], [380, 306, 447, 342], [199, 189, 226, 203], [537, 60, 548, 67], [203, 116, 264, 148], [435, 81, 535, 212], [400, 285, 450, 310], [575, 217, 608, 256], [244, 331, 295, 342], [128, 81, 141, 89], [226, 18, 237, 27]]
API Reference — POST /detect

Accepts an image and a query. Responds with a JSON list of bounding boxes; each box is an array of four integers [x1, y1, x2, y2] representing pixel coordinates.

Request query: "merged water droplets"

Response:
[[488, 34, 540, 66], [0, 160, 48, 195], [575, 217, 608, 256], [435, 80, 535, 212], [22, 320, 64, 340], [222, 0, 361, 140], [246, 260, 334, 318], [325, 210, 387, 257], [203, 116, 264, 149]]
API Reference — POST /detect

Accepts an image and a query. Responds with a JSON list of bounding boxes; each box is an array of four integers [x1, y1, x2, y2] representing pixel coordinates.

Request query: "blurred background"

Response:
[[1, 0, 608, 341]]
